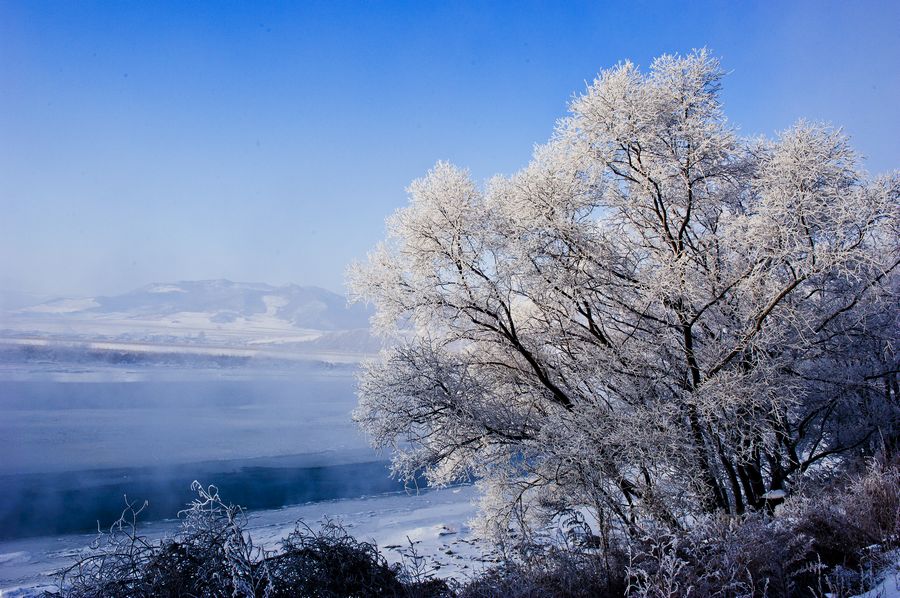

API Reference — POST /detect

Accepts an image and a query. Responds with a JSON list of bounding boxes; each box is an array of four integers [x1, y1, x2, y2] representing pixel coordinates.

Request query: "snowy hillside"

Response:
[[13, 280, 369, 329], [0, 280, 380, 363]]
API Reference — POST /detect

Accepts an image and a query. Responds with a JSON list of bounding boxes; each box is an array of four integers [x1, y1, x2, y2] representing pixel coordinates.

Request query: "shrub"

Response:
[[47, 482, 451, 598], [458, 544, 627, 598], [46, 458, 899, 597], [624, 457, 900, 597]]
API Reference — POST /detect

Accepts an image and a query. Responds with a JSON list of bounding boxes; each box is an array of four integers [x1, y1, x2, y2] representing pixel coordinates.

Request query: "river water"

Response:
[[0, 371, 401, 540]]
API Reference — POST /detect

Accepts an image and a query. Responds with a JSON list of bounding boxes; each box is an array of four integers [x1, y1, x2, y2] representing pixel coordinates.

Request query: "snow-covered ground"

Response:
[[0, 484, 486, 597], [850, 556, 900, 598]]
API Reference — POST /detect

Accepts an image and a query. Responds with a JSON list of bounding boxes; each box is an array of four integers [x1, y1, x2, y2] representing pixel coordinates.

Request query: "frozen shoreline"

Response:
[[0, 484, 485, 597]]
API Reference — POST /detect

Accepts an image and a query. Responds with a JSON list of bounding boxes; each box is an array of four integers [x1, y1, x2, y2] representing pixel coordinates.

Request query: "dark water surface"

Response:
[[0, 457, 403, 540], [0, 375, 400, 540]]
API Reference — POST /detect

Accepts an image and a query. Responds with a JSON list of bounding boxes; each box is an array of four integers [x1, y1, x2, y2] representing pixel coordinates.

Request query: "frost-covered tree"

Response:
[[349, 50, 899, 538]]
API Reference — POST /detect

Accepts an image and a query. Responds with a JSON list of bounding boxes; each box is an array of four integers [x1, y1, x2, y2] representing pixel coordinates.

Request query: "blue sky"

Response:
[[1, 0, 898, 297]]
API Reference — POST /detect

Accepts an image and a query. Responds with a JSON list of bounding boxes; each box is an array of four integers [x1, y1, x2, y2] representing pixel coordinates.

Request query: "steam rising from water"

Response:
[[0, 372, 405, 540]]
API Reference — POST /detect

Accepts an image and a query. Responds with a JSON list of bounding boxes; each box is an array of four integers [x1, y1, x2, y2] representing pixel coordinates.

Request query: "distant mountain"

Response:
[[15, 280, 371, 332]]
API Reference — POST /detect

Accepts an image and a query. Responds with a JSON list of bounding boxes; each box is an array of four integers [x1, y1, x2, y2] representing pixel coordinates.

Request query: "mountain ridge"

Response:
[[11, 279, 370, 332]]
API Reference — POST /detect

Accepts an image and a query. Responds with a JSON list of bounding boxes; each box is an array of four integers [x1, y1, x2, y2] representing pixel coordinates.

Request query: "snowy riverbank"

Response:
[[0, 484, 485, 597]]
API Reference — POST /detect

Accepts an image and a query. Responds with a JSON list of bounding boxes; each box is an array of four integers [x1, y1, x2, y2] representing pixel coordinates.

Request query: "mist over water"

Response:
[[0, 373, 402, 540], [0, 458, 403, 540]]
